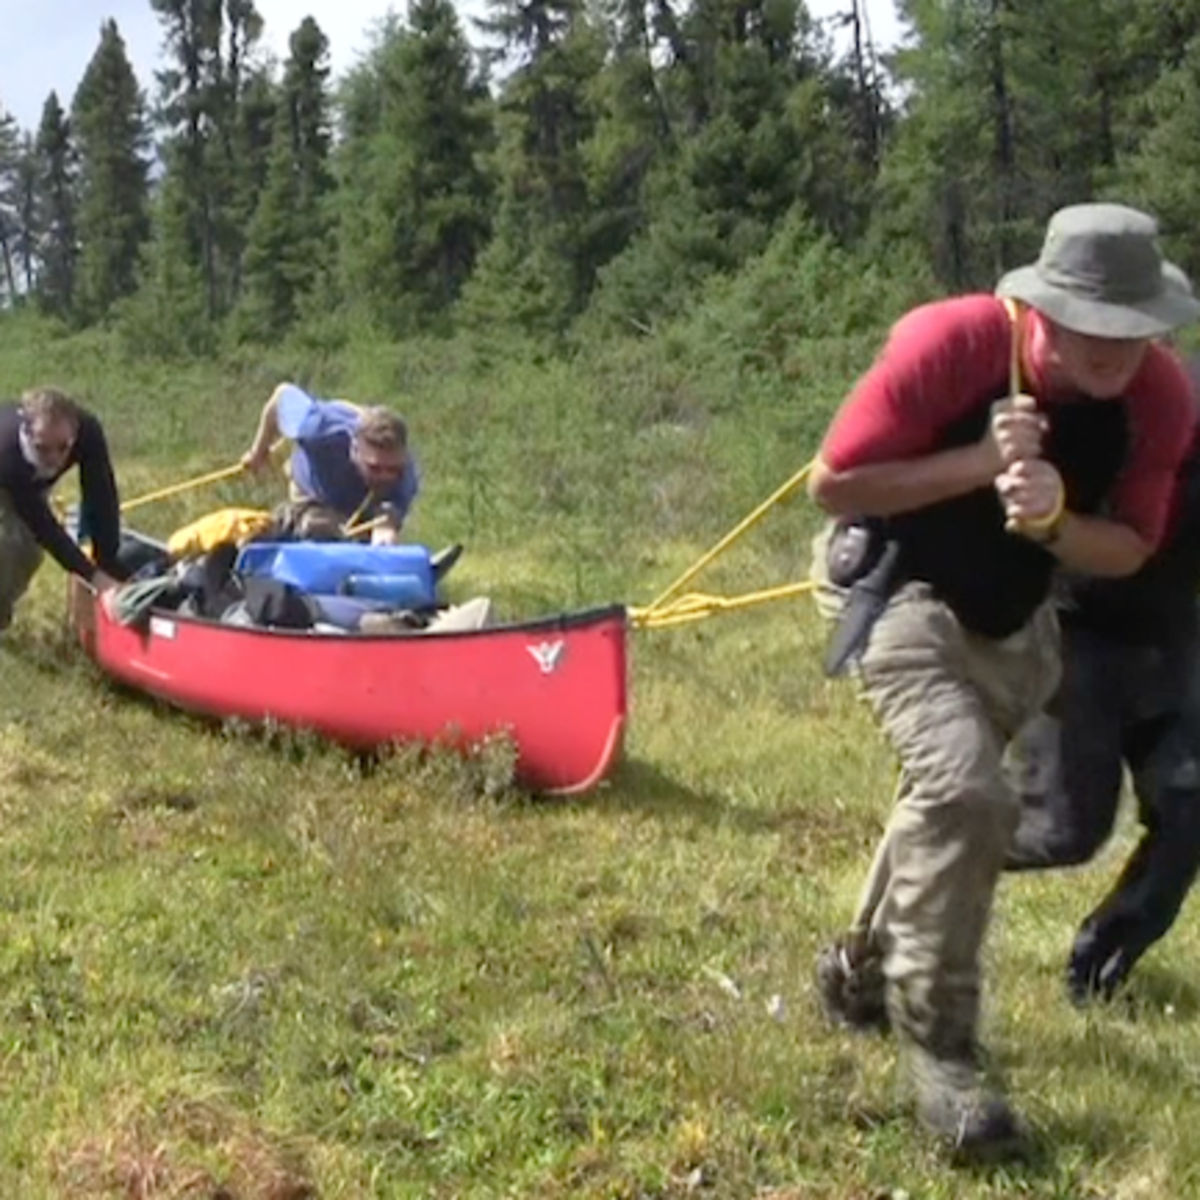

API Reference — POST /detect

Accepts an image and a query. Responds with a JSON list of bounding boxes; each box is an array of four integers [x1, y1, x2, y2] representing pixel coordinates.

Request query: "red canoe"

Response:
[[68, 579, 629, 794]]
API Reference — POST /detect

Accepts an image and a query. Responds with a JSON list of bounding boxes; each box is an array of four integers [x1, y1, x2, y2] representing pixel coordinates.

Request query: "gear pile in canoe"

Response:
[[67, 525, 629, 796]]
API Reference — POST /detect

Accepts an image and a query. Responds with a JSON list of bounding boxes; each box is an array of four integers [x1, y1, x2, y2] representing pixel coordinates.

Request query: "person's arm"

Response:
[[1047, 514, 1152, 577], [1059, 348, 1200, 578], [1000, 459, 1154, 577], [1002, 348, 1199, 578], [6, 473, 98, 580], [809, 442, 1001, 516], [388, 456, 420, 526], [241, 388, 286, 472], [368, 455, 421, 544], [75, 415, 123, 575], [371, 505, 403, 545], [808, 297, 1039, 517]]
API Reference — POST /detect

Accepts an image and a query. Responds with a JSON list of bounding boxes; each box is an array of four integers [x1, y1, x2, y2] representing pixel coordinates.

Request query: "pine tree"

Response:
[[0, 109, 22, 303], [34, 92, 77, 316], [237, 101, 303, 339], [151, 0, 264, 318], [72, 19, 152, 322], [116, 159, 215, 357], [12, 134, 38, 297], [870, 0, 1009, 288], [460, 0, 602, 333], [578, 0, 675, 273], [1109, 32, 1200, 278], [237, 16, 334, 339], [338, 0, 493, 333]]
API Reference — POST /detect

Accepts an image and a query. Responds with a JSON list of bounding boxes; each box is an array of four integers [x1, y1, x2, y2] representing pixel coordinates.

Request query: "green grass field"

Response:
[[0, 315, 1197, 1198]]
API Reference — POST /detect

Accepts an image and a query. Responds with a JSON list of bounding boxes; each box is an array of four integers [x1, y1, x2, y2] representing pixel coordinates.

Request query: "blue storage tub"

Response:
[[235, 542, 437, 608]]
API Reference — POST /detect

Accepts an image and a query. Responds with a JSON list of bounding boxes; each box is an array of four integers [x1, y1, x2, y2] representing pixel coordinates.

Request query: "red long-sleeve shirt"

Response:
[[820, 294, 1198, 548]]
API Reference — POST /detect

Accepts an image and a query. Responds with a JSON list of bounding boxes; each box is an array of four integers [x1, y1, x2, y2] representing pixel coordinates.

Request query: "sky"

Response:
[[1, 0, 903, 133]]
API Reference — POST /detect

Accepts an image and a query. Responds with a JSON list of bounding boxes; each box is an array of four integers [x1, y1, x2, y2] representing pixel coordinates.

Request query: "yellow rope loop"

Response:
[[630, 580, 817, 630], [640, 459, 815, 619], [631, 457, 817, 631]]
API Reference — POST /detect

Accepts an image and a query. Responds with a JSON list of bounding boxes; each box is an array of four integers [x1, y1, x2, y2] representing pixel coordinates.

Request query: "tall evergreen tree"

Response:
[[72, 19, 152, 322], [0, 110, 22, 302], [233, 65, 278, 221], [870, 0, 1011, 289], [34, 92, 77, 316], [1109, 33, 1200, 278], [237, 17, 335, 339], [461, 0, 602, 333], [12, 134, 38, 297], [151, 0, 263, 317], [117, 160, 215, 357], [578, 0, 675, 270], [338, 0, 493, 332]]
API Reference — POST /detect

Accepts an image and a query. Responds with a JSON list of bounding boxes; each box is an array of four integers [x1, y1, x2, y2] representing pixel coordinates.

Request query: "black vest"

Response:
[[1059, 354, 1200, 644], [886, 391, 1129, 638]]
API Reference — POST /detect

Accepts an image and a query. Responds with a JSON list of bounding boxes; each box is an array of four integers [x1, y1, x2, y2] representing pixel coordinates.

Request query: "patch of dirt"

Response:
[[50, 1092, 317, 1199]]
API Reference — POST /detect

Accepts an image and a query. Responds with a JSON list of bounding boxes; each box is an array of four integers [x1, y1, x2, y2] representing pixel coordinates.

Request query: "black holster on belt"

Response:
[[822, 518, 905, 678]]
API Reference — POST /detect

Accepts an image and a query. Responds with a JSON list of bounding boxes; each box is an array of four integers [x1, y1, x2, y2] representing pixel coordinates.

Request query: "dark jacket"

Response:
[[1059, 353, 1200, 646], [888, 391, 1128, 637], [0, 401, 121, 580]]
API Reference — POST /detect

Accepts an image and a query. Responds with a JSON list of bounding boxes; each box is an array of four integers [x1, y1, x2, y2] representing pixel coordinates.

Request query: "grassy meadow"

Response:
[[0, 313, 1198, 1198]]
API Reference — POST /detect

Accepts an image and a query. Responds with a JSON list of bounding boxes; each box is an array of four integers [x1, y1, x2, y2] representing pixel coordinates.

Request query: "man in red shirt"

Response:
[[807, 203, 1200, 1157]]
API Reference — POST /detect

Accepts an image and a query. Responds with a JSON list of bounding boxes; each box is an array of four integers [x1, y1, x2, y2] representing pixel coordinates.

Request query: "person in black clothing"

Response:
[[1003, 350, 1200, 1003], [0, 386, 123, 629], [819, 353, 1200, 1027]]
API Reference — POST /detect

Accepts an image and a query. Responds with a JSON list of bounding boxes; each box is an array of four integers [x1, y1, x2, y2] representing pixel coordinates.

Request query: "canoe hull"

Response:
[[69, 580, 628, 794]]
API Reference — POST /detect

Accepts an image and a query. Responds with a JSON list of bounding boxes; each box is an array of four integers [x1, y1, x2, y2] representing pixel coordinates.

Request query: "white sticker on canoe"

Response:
[[527, 640, 565, 674], [149, 616, 177, 640]]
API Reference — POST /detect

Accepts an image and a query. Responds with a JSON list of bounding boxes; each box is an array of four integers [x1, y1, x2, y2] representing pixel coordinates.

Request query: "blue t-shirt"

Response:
[[276, 384, 420, 521]]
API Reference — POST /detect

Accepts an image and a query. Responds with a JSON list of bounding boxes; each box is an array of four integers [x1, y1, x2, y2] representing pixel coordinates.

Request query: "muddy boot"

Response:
[[888, 982, 1025, 1158], [904, 1035, 1025, 1159], [814, 933, 889, 1033], [1066, 931, 1131, 1007]]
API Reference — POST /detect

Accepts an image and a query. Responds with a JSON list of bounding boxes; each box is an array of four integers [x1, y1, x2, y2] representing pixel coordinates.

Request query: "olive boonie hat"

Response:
[[996, 202, 1200, 338]]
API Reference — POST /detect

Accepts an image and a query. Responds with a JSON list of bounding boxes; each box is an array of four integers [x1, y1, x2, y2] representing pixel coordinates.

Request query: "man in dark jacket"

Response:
[[1003, 351, 1200, 1003], [0, 386, 123, 629]]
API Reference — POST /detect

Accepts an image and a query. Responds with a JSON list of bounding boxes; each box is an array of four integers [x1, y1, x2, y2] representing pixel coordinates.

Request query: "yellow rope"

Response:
[[1002, 296, 1023, 395], [341, 492, 377, 538], [643, 460, 814, 613], [631, 459, 817, 631], [343, 514, 389, 540], [120, 439, 290, 517], [630, 580, 816, 629], [120, 463, 246, 514]]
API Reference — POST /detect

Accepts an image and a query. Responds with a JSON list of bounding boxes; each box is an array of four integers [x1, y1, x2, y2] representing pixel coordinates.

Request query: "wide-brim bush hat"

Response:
[[996, 202, 1200, 339]]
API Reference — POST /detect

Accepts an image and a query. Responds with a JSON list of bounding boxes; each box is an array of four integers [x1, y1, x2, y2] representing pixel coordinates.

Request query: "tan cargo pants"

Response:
[[272, 477, 345, 542], [0, 492, 44, 630], [812, 522, 1060, 1048]]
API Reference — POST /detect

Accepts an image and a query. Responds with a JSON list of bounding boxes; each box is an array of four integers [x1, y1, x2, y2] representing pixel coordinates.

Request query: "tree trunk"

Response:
[[0, 226, 17, 302], [987, 0, 1015, 272], [849, 0, 880, 167]]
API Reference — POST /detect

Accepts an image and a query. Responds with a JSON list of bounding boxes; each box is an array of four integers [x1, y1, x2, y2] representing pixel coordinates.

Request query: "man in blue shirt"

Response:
[[241, 384, 420, 541]]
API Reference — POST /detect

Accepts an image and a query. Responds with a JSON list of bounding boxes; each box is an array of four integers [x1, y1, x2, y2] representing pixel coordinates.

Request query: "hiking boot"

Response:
[[814, 935, 889, 1033], [907, 1041, 1025, 1159], [1067, 943, 1130, 1007]]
